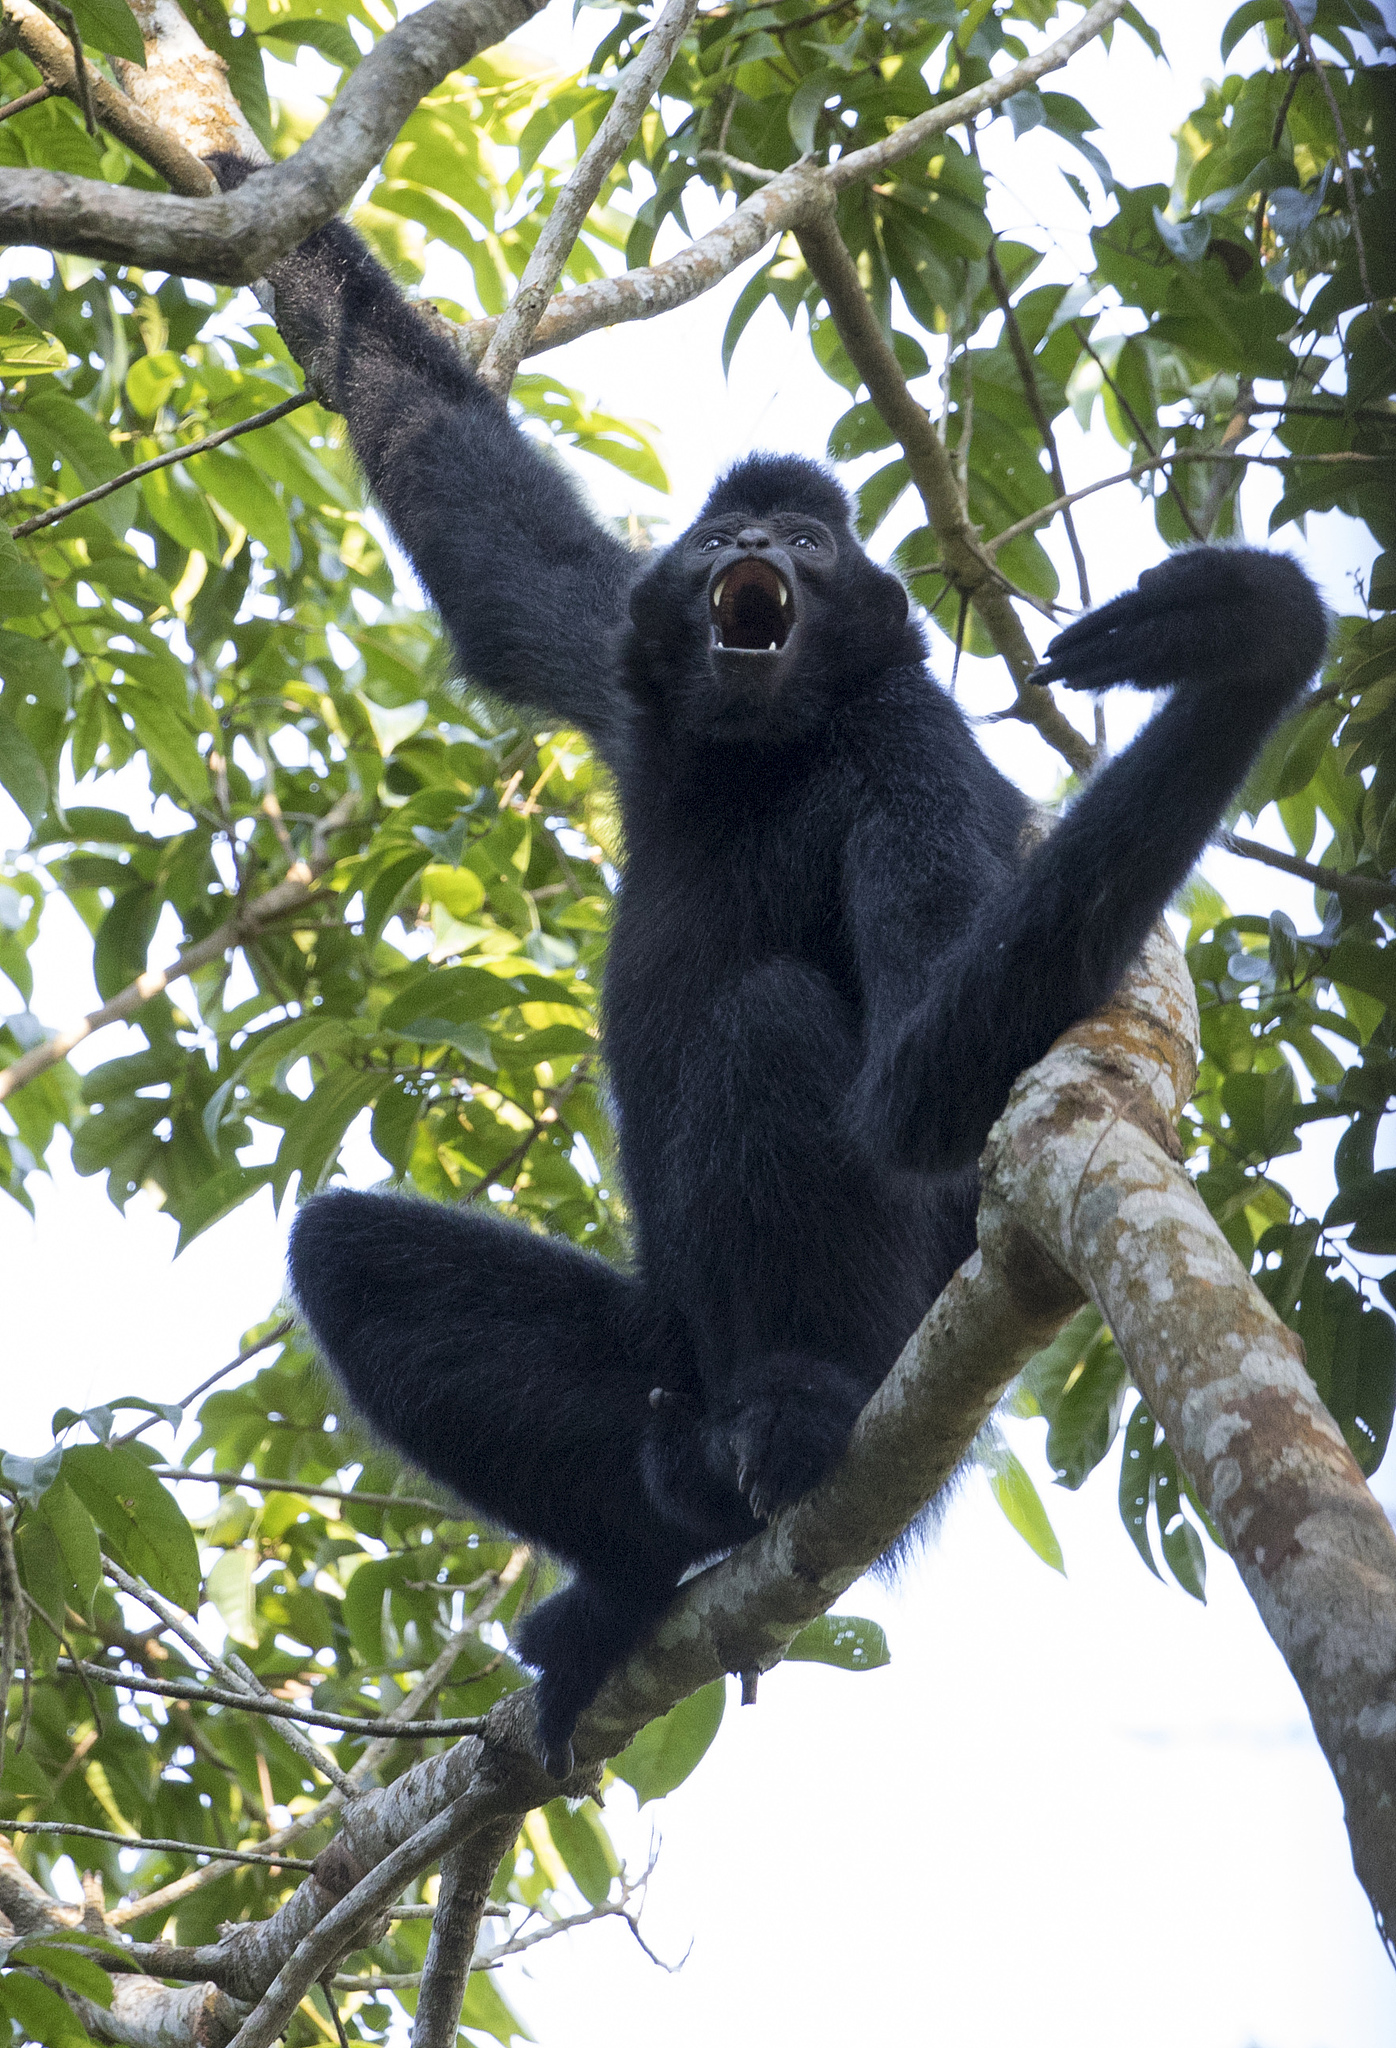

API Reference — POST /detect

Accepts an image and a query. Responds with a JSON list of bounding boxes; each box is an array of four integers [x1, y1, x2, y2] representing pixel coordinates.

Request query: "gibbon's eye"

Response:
[[790, 533, 821, 550], [697, 535, 725, 551]]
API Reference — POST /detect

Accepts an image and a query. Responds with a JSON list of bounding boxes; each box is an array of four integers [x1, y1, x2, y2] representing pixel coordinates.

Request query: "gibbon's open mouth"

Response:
[[710, 557, 793, 652]]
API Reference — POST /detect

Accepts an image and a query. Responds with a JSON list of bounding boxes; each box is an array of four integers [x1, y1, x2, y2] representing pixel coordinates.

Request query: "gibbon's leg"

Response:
[[639, 958, 908, 1528], [851, 546, 1329, 1173], [288, 1190, 696, 1774]]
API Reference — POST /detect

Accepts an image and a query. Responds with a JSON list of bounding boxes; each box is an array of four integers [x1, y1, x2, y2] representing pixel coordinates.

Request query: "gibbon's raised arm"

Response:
[[213, 163, 638, 752], [848, 546, 1329, 1174]]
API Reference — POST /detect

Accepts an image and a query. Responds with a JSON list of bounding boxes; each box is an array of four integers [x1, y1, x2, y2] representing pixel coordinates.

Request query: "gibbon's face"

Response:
[[627, 497, 913, 746]]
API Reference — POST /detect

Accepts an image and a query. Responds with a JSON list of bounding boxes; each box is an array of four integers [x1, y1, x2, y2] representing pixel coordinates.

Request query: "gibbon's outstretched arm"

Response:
[[210, 160, 637, 751], [851, 546, 1329, 1173]]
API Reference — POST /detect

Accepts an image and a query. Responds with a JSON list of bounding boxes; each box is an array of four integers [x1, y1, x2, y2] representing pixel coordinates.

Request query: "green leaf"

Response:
[[62, 1443, 200, 1610], [610, 1678, 725, 1804], [0, 525, 46, 614], [260, 13, 360, 65], [119, 684, 211, 805], [0, 1970, 100, 2047], [33, 1474, 102, 1625], [67, 0, 145, 62], [125, 352, 183, 417], [10, 1946, 115, 2008], [0, 714, 50, 828], [982, 1448, 1065, 1574], [0, 299, 68, 375], [0, 1445, 63, 1505], [204, 1545, 259, 1645], [1152, 1442, 1206, 1601], [785, 1612, 892, 1668], [541, 1797, 619, 1906], [1117, 1398, 1163, 1578]]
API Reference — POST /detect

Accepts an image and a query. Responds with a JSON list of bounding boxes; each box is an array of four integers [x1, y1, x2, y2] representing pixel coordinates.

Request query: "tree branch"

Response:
[[983, 932, 1396, 1954], [53, 1659, 488, 1737], [12, 394, 312, 539], [110, 0, 259, 165], [0, 791, 358, 1106], [0, 0, 551, 278], [986, 240, 1090, 606], [981, 447, 1383, 556], [476, 0, 702, 395], [5, 1820, 320, 1870], [0, 0, 1125, 290], [794, 203, 1096, 776], [1220, 830, 1396, 910], [146, 1468, 451, 1514], [105, 1551, 529, 1932], [0, 0, 214, 193], [101, 1555, 356, 1797], [409, 1821, 522, 2048]]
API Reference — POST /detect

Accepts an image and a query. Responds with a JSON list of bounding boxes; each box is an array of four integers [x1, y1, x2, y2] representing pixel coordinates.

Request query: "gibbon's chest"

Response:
[[611, 775, 850, 976]]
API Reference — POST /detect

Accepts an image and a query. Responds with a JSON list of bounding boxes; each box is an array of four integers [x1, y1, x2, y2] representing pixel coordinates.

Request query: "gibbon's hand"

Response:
[[1031, 545, 1328, 702]]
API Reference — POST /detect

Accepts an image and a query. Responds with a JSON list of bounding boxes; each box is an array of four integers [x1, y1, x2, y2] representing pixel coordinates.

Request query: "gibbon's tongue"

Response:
[[711, 557, 792, 652]]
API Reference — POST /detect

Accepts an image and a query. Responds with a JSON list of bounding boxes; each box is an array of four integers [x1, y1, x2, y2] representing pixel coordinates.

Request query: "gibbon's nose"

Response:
[[736, 526, 773, 550]]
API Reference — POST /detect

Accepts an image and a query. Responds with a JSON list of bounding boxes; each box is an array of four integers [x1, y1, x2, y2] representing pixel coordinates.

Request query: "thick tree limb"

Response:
[[10, 923, 1396, 2014], [111, 0, 259, 165], [0, 0, 550, 278], [983, 933, 1396, 1954], [0, 0, 1123, 287], [409, 1821, 523, 2048], [476, 0, 702, 394]]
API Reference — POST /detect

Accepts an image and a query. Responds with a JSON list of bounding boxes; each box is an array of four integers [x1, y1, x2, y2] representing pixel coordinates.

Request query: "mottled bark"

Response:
[[984, 930, 1396, 1952]]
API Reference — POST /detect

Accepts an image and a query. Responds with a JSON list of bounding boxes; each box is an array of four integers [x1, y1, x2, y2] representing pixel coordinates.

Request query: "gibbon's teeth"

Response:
[[768, 640, 777, 650], [713, 578, 726, 608], [778, 584, 789, 607]]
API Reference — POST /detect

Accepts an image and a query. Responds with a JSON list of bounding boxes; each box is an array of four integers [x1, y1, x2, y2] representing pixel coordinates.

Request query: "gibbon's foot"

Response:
[[514, 1570, 679, 1778], [714, 1357, 869, 1524], [1031, 545, 1327, 700]]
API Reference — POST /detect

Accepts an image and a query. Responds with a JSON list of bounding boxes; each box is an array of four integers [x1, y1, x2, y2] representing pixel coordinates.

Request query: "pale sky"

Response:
[[2, 1, 1395, 2043]]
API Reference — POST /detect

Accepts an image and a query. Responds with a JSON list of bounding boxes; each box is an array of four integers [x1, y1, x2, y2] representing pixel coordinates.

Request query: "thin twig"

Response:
[[12, 395, 312, 539], [54, 1659, 488, 1737], [0, 1508, 25, 1767], [982, 446, 1383, 555], [0, 791, 359, 1107], [111, 1322, 297, 1449], [101, 1555, 356, 1796], [0, 84, 55, 119], [477, 0, 702, 392], [31, 0, 95, 133], [795, 204, 1096, 775], [5, 1820, 319, 1870], [986, 241, 1090, 606], [1220, 832, 1396, 911], [148, 1468, 450, 1515], [1072, 324, 1206, 542], [105, 1553, 528, 1929], [1280, 1, 1386, 339]]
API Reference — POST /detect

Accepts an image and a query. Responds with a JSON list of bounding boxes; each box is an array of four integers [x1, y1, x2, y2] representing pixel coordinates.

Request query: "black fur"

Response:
[[240, 173, 1329, 1774]]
